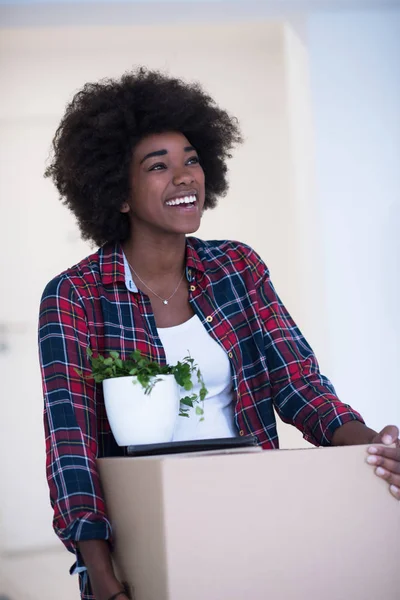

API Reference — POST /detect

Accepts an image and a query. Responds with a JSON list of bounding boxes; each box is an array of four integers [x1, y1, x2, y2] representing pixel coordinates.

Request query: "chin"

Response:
[[169, 219, 201, 236], [184, 223, 201, 235]]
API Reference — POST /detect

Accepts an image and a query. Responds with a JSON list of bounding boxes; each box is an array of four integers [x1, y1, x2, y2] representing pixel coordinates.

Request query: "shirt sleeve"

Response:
[[244, 246, 365, 446], [38, 274, 112, 557]]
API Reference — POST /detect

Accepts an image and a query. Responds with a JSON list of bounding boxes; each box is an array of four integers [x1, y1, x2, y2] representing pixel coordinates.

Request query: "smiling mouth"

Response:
[[165, 194, 197, 207]]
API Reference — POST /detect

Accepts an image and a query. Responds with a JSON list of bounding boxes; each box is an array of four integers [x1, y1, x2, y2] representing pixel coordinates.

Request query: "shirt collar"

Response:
[[99, 243, 126, 287], [185, 236, 204, 270], [99, 238, 204, 290], [122, 250, 138, 292], [185, 236, 205, 282]]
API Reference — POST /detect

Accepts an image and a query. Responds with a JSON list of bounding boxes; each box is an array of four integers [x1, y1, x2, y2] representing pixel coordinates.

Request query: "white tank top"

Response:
[[157, 315, 238, 441]]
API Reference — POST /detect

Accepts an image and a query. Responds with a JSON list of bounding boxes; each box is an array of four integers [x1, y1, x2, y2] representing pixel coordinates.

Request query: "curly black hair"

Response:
[[45, 67, 242, 246]]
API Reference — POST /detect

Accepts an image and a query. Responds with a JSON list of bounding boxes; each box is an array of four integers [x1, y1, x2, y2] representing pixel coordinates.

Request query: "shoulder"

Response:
[[188, 237, 269, 286], [40, 247, 102, 304]]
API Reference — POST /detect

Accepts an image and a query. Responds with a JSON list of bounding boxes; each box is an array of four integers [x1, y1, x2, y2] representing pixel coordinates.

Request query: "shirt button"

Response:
[[190, 285, 196, 292], [228, 352, 233, 359], [206, 316, 213, 323], [239, 430, 245, 436]]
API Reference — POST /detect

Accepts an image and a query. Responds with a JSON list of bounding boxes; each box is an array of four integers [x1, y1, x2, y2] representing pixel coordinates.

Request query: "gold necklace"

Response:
[[127, 260, 185, 305]]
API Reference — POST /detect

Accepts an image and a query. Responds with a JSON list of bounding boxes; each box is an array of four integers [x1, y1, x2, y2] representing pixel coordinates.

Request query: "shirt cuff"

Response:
[[305, 406, 365, 446], [64, 517, 112, 575]]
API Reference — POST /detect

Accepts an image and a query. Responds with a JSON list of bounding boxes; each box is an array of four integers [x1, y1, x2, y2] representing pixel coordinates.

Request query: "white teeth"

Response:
[[166, 195, 196, 206]]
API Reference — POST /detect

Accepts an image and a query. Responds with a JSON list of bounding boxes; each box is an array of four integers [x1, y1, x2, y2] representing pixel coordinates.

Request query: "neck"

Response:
[[122, 228, 187, 280]]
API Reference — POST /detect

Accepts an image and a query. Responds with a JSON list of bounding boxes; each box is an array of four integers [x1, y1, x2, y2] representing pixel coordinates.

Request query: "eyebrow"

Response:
[[140, 146, 196, 164]]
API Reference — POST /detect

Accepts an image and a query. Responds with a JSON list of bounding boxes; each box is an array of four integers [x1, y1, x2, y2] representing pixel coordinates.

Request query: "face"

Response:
[[122, 131, 205, 237]]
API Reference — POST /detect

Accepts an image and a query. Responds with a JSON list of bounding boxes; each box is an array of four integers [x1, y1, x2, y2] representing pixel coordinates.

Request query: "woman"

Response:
[[39, 68, 400, 600]]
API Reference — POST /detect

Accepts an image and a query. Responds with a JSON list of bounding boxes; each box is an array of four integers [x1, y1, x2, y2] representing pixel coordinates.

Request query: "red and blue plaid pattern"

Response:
[[38, 238, 363, 598]]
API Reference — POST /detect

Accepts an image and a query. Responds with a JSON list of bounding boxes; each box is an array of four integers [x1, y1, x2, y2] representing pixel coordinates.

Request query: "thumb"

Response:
[[371, 425, 399, 446]]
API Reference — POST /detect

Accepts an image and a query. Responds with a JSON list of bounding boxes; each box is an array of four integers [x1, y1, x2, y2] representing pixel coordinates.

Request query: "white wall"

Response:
[[307, 9, 400, 430]]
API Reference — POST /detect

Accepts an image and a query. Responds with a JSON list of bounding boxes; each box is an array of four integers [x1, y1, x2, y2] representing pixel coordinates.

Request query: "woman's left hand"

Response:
[[366, 425, 400, 500]]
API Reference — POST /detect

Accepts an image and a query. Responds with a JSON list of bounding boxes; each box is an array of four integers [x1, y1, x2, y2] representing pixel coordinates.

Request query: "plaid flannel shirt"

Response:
[[38, 238, 364, 599]]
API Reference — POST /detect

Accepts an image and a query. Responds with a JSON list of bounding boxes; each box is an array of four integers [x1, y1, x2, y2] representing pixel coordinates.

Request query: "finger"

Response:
[[389, 484, 400, 500], [367, 445, 400, 459], [372, 425, 400, 445], [366, 454, 400, 474], [373, 466, 400, 488]]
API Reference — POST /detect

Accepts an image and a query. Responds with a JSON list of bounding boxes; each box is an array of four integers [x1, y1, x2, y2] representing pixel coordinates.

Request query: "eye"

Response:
[[187, 155, 200, 166], [148, 162, 167, 172]]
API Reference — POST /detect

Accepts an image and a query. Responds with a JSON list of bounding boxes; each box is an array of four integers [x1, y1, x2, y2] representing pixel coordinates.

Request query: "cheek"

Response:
[[194, 165, 205, 185], [131, 174, 166, 213]]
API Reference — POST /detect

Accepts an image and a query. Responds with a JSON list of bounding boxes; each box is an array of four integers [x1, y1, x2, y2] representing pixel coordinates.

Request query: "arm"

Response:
[[39, 275, 125, 597], [331, 420, 377, 445], [241, 245, 400, 496], [78, 540, 129, 600], [252, 260, 364, 446]]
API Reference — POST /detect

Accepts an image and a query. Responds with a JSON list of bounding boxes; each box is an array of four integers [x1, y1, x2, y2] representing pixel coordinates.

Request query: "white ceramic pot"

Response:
[[103, 375, 180, 446]]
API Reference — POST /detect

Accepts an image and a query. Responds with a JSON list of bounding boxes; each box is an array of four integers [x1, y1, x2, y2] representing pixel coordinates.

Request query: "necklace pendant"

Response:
[[163, 300, 169, 305]]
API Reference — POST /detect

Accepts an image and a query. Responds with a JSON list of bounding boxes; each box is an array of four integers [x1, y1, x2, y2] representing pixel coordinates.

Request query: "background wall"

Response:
[[307, 10, 400, 430], [0, 2, 399, 598]]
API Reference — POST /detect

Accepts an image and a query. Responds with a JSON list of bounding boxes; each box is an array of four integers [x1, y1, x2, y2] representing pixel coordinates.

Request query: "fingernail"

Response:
[[368, 446, 378, 454], [366, 455, 377, 465], [390, 485, 399, 495], [376, 467, 385, 476], [382, 434, 393, 445]]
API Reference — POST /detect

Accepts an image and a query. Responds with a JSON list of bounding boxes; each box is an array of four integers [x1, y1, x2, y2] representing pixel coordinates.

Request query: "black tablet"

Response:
[[126, 435, 258, 457]]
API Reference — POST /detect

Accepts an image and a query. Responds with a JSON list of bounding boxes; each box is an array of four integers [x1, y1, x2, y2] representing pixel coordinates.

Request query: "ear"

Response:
[[120, 202, 130, 214]]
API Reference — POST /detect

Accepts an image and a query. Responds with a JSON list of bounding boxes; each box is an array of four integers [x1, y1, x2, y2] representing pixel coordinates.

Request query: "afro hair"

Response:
[[45, 67, 242, 246]]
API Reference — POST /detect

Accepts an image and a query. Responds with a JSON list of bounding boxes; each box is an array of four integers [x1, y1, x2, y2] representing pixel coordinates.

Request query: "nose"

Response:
[[172, 167, 195, 187]]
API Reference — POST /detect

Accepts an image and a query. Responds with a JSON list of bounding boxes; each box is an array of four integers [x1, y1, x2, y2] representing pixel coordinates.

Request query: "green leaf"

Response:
[[199, 390, 207, 402], [180, 397, 193, 407], [195, 406, 204, 416], [109, 351, 119, 359], [182, 354, 195, 366]]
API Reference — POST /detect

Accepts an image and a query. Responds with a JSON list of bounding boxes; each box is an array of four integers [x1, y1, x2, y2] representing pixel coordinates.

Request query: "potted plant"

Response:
[[77, 349, 207, 446]]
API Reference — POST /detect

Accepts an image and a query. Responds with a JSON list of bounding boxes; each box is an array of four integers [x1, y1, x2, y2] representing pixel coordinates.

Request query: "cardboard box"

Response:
[[98, 445, 400, 600]]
